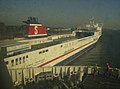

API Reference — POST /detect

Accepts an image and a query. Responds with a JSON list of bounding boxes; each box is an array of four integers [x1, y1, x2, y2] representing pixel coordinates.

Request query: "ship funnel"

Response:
[[23, 17, 47, 37]]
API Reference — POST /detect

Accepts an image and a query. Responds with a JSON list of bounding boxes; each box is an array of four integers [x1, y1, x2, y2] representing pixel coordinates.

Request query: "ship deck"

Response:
[[31, 36, 76, 50], [4, 36, 78, 57], [0, 39, 24, 47]]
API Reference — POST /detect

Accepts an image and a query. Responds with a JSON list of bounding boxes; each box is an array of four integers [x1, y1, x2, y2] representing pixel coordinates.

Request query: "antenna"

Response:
[[89, 16, 95, 27]]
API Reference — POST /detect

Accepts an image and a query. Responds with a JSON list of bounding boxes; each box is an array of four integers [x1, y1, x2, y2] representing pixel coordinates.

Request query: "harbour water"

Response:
[[68, 29, 120, 68]]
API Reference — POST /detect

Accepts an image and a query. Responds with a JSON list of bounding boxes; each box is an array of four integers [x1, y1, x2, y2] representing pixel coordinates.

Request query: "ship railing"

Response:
[[8, 66, 120, 87]]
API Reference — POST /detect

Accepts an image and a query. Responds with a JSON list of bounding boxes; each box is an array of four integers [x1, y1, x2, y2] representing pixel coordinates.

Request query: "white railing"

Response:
[[8, 66, 120, 87]]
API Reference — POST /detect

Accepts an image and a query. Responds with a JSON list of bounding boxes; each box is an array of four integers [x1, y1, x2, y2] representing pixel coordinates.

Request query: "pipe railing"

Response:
[[8, 66, 120, 87]]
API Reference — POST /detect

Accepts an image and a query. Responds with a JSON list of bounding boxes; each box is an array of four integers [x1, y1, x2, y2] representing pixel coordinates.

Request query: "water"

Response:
[[68, 29, 120, 68]]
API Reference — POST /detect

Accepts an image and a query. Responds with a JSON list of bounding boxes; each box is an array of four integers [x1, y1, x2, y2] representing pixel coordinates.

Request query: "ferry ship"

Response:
[[0, 17, 102, 69]]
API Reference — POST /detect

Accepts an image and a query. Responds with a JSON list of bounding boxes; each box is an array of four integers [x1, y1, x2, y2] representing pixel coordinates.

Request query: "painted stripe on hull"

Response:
[[55, 42, 96, 66], [39, 40, 95, 67]]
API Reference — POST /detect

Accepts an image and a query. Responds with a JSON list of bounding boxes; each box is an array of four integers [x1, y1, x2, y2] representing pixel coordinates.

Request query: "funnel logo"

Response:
[[34, 26, 38, 34]]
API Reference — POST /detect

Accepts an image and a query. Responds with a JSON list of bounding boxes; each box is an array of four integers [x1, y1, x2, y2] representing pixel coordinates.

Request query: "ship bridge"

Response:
[[7, 66, 120, 89]]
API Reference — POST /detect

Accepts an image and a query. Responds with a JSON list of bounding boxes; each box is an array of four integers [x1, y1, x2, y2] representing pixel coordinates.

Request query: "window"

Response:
[[39, 51, 42, 54], [5, 61, 8, 65], [39, 50, 48, 54], [23, 56, 26, 62], [19, 57, 21, 64], [46, 49, 48, 52], [43, 50, 45, 53], [26, 55, 28, 58], [23, 56, 25, 59], [16, 58, 18, 65], [11, 60, 14, 66], [23, 59, 25, 63]]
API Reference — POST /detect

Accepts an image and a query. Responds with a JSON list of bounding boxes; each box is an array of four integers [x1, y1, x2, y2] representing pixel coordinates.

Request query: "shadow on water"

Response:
[[68, 29, 120, 68]]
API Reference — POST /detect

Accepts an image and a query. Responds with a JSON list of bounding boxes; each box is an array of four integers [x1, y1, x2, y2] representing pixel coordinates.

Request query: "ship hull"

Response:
[[37, 36, 99, 67], [4, 33, 101, 69]]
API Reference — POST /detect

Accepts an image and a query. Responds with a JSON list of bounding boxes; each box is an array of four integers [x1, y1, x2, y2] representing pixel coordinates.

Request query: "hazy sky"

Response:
[[0, 0, 120, 29]]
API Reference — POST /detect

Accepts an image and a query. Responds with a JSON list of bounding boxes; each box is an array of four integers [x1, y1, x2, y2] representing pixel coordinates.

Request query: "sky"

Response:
[[0, 0, 120, 29]]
